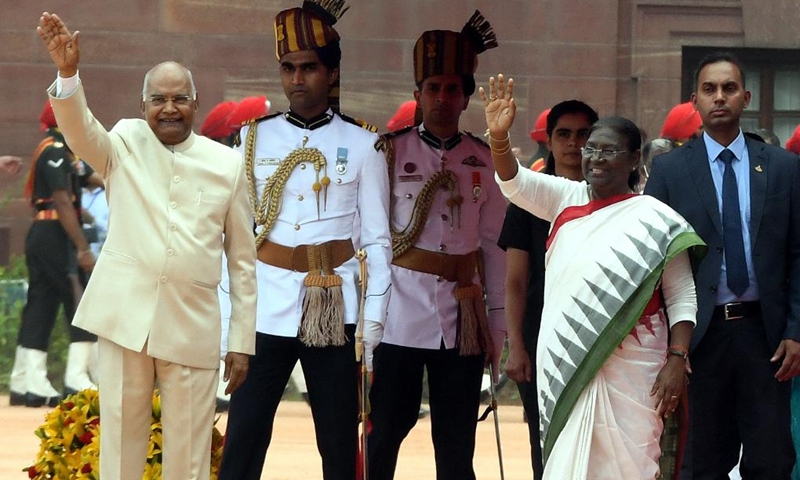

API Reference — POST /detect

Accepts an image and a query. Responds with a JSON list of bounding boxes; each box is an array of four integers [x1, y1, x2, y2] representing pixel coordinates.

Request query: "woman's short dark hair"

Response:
[[590, 116, 643, 190]]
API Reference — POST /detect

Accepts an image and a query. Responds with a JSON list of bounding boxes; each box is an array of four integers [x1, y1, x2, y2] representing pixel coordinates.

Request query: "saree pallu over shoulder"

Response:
[[538, 194, 705, 464]]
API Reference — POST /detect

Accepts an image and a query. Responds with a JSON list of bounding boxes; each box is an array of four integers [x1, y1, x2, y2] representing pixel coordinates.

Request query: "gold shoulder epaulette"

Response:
[[386, 125, 414, 138], [338, 112, 378, 133], [374, 126, 416, 152], [234, 112, 283, 147], [252, 111, 283, 124]]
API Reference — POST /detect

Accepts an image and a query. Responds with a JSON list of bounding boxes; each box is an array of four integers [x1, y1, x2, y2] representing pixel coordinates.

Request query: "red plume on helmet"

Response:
[[228, 96, 270, 131], [39, 100, 57, 132], [200, 101, 238, 140], [387, 101, 418, 132], [786, 124, 800, 154], [529, 108, 550, 143], [660, 101, 701, 141]]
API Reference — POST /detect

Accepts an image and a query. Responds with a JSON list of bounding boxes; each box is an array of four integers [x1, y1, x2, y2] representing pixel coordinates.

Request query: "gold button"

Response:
[[294, 224, 300, 230], [298, 195, 304, 201]]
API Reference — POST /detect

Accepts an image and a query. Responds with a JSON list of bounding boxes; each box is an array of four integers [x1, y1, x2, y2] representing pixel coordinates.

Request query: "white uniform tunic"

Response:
[[238, 111, 392, 337], [383, 125, 507, 349]]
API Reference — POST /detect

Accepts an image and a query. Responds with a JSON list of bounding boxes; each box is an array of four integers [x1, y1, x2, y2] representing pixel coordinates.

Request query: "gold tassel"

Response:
[[301, 276, 327, 347], [325, 283, 346, 346], [300, 273, 346, 347], [455, 284, 483, 356]]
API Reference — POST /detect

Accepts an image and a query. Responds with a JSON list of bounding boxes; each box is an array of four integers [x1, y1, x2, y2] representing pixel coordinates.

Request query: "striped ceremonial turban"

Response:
[[274, 0, 349, 112], [274, 0, 348, 59], [413, 10, 498, 89]]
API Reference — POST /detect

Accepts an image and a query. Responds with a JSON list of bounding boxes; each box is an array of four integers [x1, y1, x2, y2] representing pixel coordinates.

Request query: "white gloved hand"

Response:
[[362, 320, 384, 372]]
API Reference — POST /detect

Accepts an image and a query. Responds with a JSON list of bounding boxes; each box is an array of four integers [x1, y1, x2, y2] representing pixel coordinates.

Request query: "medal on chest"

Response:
[[335, 147, 348, 175], [471, 171, 482, 203]]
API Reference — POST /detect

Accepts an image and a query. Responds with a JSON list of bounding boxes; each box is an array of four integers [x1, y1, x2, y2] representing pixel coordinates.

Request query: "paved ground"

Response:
[[1, 395, 534, 479]]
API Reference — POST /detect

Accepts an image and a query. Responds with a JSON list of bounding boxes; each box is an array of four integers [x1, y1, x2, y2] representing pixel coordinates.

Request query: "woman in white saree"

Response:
[[481, 75, 705, 480]]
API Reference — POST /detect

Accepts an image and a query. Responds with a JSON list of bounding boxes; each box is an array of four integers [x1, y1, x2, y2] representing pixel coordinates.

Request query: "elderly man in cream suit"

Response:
[[37, 12, 257, 480]]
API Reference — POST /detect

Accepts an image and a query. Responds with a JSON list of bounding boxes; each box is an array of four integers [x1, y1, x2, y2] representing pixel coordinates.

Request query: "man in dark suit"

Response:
[[646, 51, 800, 479]]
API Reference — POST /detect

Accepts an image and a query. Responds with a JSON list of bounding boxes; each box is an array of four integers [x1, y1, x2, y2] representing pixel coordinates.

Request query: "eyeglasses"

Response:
[[146, 94, 194, 107], [580, 147, 628, 160]]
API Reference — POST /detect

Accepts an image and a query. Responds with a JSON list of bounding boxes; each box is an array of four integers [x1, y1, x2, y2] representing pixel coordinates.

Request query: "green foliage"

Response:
[[0, 255, 69, 394], [0, 174, 23, 210]]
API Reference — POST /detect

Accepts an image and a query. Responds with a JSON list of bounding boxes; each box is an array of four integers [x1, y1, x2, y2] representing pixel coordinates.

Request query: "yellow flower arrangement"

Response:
[[24, 389, 224, 479]]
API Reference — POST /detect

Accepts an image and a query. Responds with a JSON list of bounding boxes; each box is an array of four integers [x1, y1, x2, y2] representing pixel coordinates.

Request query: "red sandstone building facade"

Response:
[[1, 0, 798, 262]]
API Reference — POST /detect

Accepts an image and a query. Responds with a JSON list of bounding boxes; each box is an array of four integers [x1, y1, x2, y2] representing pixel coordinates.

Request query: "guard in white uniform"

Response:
[[367, 11, 507, 480], [218, 2, 391, 480]]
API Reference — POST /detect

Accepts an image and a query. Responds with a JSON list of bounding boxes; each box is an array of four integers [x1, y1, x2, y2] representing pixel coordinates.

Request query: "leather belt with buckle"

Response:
[[714, 301, 760, 321]]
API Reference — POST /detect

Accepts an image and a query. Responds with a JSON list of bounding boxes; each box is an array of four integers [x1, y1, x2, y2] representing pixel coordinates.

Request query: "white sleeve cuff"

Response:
[[55, 71, 80, 98]]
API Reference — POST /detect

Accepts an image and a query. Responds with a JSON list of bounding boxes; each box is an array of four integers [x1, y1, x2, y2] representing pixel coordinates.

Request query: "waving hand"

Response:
[[479, 74, 521, 181], [479, 74, 517, 137], [37, 12, 80, 77]]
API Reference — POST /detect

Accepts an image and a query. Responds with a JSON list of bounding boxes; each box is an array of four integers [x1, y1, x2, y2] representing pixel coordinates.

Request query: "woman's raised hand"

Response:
[[479, 74, 516, 137]]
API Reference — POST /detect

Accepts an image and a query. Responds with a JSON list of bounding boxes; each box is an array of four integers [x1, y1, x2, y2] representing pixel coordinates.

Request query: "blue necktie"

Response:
[[720, 148, 748, 297]]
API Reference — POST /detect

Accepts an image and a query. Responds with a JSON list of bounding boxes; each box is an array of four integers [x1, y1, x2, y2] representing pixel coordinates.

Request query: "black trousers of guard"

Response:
[[367, 342, 484, 480], [684, 309, 795, 479], [19, 221, 95, 351], [220, 325, 359, 480]]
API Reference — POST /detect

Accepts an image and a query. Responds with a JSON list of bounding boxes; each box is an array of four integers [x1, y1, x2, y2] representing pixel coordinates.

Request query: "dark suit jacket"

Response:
[[645, 136, 800, 352]]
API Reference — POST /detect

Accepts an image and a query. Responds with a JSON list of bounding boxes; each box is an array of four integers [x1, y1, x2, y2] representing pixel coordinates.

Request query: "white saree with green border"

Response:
[[537, 194, 704, 480]]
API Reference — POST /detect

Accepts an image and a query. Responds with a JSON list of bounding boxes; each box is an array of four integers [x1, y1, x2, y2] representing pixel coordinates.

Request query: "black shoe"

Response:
[[9, 391, 26, 406], [25, 392, 61, 408], [215, 398, 230, 413]]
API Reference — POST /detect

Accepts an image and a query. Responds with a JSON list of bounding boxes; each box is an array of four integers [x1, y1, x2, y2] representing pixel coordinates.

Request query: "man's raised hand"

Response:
[[37, 12, 80, 77]]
